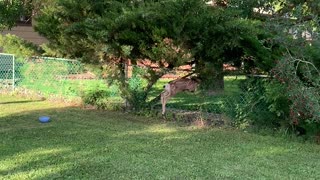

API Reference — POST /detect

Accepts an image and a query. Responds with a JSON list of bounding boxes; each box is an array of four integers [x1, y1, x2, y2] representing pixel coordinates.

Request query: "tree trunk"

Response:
[[197, 61, 224, 91]]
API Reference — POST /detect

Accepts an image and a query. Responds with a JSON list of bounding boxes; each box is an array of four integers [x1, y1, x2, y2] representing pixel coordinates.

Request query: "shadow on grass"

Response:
[[0, 99, 45, 105], [163, 92, 227, 113]]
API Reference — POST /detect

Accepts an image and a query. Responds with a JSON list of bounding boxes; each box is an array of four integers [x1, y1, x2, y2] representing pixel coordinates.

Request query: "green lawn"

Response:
[[1, 95, 320, 179]]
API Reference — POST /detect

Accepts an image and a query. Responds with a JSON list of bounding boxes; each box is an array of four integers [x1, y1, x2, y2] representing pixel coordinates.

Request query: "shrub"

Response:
[[225, 77, 289, 129], [125, 67, 149, 111], [0, 34, 42, 57], [226, 47, 320, 138], [82, 89, 110, 106], [81, 84, 122, 111], [272, 50, 320, 135]]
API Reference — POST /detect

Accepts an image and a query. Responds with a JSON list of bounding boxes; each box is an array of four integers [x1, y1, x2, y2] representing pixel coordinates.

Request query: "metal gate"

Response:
[[0, 53, 16, 90]]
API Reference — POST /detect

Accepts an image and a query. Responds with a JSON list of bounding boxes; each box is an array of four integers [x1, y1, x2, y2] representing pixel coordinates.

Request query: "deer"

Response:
[[161, 77, 200, 115]]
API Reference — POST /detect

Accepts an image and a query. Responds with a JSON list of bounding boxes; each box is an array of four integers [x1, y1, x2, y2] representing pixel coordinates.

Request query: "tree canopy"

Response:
[[1, 0, 319, 114], [33, 0, 282, 90]]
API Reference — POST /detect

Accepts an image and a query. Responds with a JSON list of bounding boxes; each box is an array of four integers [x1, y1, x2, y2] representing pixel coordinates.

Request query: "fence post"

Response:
[[12, 55, 15, 90]]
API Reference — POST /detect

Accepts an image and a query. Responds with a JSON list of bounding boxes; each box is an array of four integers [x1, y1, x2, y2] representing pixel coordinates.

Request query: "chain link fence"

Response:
[[0, 53, 16, 90], [20, 56, 85, 97], [0, 54, 118, 100]]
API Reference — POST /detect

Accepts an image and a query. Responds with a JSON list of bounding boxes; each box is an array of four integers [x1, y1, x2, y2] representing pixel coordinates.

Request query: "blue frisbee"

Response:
[[39, 116, 50, 123]]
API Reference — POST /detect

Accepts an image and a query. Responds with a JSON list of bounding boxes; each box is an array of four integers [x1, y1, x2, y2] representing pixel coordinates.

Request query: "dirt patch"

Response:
[[160, 109, 229, 128]]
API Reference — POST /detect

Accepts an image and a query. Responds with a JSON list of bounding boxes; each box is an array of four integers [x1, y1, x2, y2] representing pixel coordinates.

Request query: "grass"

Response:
[[1, 95, 320, 179]]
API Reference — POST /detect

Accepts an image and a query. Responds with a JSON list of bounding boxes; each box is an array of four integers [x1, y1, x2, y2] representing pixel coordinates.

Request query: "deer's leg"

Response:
[[161, 91, 170, 115], [161, 84, 171, 115], [161, 92, 166, 115]]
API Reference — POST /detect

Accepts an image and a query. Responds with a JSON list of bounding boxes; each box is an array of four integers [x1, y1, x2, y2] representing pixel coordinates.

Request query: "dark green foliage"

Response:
[[83, 89, 110, 104], [272, 44, 320, 135], [120, 66, 149, 111], [227, 44, 320, 136], [81, 90, 122, 111], [226, 78, 289, 129], [0, 0, 26, 30], [82, 89, 109, 106]]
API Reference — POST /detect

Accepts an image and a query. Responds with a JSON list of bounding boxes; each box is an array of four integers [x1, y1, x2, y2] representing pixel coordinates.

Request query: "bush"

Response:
[[225, 77, 289, 129], [81, 89, 120, 110], [116, 66, 150, 111], [272, 51, 320, 135], [0, 34, 42, 57], [82, 89, 110, 106], [226, 48, 320, 138]]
